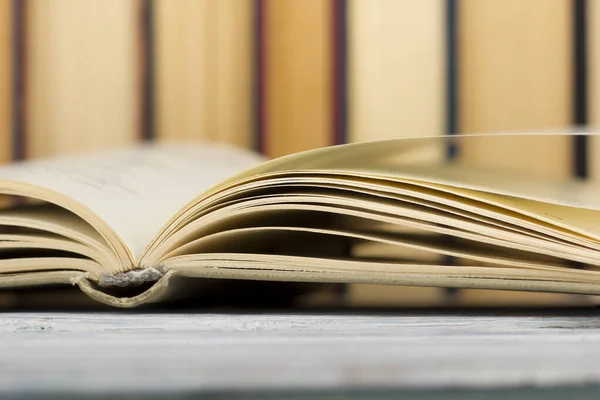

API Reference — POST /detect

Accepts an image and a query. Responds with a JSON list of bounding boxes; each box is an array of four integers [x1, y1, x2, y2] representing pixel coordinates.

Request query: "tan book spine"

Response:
[[154, 0, 253, 149], [348, 0, 445, 150], [589, 0, 600, 180], [260, 0, 334, 157], [154, 0, 215, 142], [25, 0, 140, 158], [214, 0, 253, 149], [0, 0, 11, 164], [458, 0, 572, 178]]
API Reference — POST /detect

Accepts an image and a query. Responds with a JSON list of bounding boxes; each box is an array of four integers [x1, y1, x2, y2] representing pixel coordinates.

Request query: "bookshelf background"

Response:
[[0, 0, 597, 306]]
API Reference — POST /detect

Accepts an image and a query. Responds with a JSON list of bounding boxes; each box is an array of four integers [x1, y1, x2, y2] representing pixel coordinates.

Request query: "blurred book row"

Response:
[[0, 0, 599, 307]]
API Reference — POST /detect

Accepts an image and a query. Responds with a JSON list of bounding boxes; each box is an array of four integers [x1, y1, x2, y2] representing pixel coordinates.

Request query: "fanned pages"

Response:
[[1, 133, 600, 307]]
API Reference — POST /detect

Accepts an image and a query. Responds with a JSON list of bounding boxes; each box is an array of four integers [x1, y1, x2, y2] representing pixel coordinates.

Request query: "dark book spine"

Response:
[[444, 0, 460, 299], [573, 0, 588, 179], [254, 0, 266, 154], [12, 0, 26, 161], [140, 0, 155, 141], [446, 0, 459, 161], [332, 0, 347, 146]]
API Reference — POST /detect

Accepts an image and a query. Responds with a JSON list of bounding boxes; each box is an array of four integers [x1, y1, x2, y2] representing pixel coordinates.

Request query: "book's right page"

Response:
[[147, 133, 600, 306]]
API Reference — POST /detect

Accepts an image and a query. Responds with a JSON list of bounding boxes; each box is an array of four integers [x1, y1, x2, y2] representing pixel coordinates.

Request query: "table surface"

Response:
[[3, 308, 600, 398]]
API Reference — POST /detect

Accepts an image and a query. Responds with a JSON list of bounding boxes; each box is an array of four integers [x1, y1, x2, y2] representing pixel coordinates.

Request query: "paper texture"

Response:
[[0, 142, 265, 261]]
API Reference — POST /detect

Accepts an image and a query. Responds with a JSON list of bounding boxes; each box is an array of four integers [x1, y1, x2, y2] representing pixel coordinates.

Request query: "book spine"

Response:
[[347, 0, 445, 154], [154, 0, 253, 149], [215, 0, 254, 150], [257, 0, 335, 157], [139, 0, 154, 142], [332, 0, 348, 146], [11, 0, 25, 162], [587, 0, 600, 179], [153, 0, 213, 143], [0, 0, 11, 164], [24, 0, 140, 158], [446, 0, 459, 160], [458, 0, 573, 178], [573, 0, 587, 178]]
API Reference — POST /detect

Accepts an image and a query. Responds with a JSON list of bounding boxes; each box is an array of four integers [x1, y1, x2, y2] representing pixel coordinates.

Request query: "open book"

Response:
[[1, 132, 600, 307]]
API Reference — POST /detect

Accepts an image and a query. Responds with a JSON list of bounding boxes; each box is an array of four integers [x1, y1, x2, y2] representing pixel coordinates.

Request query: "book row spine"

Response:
[[1, 1, 589, 165]]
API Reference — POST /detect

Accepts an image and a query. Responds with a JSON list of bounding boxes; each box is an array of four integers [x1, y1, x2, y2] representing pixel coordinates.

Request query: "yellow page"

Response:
[[237, 132, 600, 210], [221, 133, 600, 240], [0, 142, 265, 261]]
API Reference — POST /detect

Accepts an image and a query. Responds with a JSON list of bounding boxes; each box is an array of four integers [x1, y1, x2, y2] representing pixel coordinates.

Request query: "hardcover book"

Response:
[[0, 133, 598, 307]]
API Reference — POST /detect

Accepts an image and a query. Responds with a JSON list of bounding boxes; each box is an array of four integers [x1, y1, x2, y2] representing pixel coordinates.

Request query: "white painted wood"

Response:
[[2, 311, 600, 394]]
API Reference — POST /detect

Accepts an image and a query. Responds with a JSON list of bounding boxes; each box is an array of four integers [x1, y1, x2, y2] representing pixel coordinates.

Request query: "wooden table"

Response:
[[2, 308, 600, 398]]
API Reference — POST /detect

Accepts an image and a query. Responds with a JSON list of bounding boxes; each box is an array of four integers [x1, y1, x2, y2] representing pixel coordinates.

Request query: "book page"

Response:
[[235, 132, 600, 210], [204, 133, 600, 256], [0, 142, 266, 261]]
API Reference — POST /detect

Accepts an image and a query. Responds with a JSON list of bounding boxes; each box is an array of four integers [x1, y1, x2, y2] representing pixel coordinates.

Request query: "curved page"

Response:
[[0, 142, 265, 261]]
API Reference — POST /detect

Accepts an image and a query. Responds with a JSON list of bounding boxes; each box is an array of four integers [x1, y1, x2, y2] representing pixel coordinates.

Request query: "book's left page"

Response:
[[0, 143, 265, 267]]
